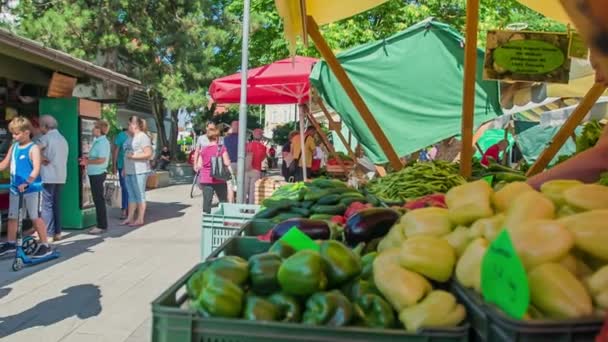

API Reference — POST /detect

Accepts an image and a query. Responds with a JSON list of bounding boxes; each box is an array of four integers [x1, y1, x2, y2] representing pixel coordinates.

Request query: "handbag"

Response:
[[210, 144, 232, 181]]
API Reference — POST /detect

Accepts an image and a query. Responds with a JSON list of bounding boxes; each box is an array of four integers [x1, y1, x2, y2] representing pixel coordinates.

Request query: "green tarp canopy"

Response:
[[516, 125, 581, 166], [310, 18, 503, 164]]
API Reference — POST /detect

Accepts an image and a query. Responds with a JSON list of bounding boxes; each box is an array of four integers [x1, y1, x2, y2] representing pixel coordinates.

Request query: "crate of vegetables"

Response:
[[152, 232, 471, 342]]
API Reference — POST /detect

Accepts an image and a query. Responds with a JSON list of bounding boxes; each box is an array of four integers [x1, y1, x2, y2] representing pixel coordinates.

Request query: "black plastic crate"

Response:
[[451, 281, 602, 342]]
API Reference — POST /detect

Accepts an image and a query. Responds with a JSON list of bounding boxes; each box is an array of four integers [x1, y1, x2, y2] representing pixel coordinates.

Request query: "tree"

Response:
[[13, 0, 241, 154], [272, 122, 297, 146]]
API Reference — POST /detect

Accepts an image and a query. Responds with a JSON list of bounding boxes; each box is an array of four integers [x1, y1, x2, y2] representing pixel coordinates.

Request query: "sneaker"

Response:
[[0, 243, 16, 257], [53, 234, 62, 242], [32, 244, 52, 258], [88, 228, 106, 235]]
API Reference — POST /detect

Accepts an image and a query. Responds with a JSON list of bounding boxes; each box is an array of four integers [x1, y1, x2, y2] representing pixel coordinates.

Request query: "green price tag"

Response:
[[482, 175, 494, 186], [569, 32, 589, 59], [481, 229, 529, 319], [279, 226, 320, 252]]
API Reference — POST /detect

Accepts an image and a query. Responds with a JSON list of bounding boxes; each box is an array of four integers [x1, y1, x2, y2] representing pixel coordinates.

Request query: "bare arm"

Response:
[[112, 145, 119, 172], [0, 145, 13, 171], [527, 126, 608, 189], [29, 145, 42, 180]]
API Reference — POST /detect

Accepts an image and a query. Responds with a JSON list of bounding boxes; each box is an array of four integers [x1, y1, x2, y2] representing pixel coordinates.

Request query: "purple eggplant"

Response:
[[270, 219, 331, 243], [344, 208, 401, 247]]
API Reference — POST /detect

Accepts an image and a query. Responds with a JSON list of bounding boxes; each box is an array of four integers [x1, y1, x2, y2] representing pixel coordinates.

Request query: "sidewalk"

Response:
[[0, 184, 201, 342]]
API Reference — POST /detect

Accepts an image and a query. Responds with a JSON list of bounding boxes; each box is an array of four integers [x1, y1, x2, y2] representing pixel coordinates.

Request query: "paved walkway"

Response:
[[0, 184, 201, 342]]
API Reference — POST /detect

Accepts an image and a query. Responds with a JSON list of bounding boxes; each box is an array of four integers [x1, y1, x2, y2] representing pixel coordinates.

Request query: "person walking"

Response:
[[223, 121, 239, 203], [81, 120, 111, 235], [0, 117, 51, 257], [122, 116, 153, 226], [37, 115, 69, 241], [245, 129, 267, 204], [199, 125, 232, 213], [112, 128, 129, 219], [193, 122, 216, 172]]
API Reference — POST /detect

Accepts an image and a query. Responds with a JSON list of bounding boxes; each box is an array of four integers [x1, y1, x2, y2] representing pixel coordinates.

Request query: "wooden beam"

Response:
[[375, 166, 387, 177], [316, 98, 355, 158], [459, 0, 480, 178], [526, 83, 606, 177], [302, 104, 349, 174], [306, 16, 402, 171]]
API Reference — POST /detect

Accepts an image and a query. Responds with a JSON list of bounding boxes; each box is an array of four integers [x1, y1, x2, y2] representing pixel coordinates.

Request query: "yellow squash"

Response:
[[492, 181, 535, 212], [401, 207, 453, 238], [446, 180, 494, 226], [398, 290, 466, 332], [528, 263, 593, 319], [399, 235, 456, 282], [373, 248, 432, 312], [503, 191, 555, 230], [559, 210, 608, 261], [509, 220, 574, 269], [540, 179, 583, 207], [455, 238, 488, 293], [563, 184, 608, 210]]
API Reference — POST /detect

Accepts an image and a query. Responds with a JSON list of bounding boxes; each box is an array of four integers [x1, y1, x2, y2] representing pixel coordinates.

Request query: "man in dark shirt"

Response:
[[158, 146, 171, 170], [223, 121, 239, 203]]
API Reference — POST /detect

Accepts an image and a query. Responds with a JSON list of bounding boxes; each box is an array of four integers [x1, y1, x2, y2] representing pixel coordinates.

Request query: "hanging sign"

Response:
[[483, 30, 571, 84], [568, 31, 589, 59]]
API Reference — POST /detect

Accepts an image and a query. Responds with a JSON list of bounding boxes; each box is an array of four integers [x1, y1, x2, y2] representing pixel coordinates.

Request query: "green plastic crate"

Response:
[[153, 237, 470, 342], [152, 263, 470, 342], [451, 282, 602, 342], [204, 220, 274, 260], [201, 203, 261, 259]]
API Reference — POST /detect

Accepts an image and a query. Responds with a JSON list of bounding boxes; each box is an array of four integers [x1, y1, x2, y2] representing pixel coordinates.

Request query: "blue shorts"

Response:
[[126, 173, 148, 204]]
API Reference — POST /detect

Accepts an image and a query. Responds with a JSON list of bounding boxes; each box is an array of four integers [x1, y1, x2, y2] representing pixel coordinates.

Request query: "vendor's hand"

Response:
[[18, 183, 28, 193], [42, 158, 50, 166], [79, 157, 88, 166]]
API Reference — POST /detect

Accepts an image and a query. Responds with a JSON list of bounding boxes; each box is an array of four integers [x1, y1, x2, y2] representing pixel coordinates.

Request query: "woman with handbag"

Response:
[[199, 125, 232, 214]]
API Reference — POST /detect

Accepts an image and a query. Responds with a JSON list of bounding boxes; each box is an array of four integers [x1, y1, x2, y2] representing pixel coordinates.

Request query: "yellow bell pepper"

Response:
[[399, 235, 456, 282], [492, 181, 534, 212], [398, 290, 466, 332], [443, 226, 471, 257], [455, 238, 488, 293], [373, 248, 432, 312], [559, 254, 593, 279], [528, 263, 593, 319], [564, 184, 608, 211], [401, 207, 452, 238], [377, 223, 406, 253], [446, 180, 494, 226], [509, 220, 574, 269], [586, 266, 608, 294], [540, 179, 583, 207], [503, 191, 555, 230], [469, 214, 504, 241], [559, 210, 608, 261]]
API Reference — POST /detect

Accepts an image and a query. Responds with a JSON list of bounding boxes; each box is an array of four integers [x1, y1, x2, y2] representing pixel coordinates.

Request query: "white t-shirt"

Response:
[[38, 129, 69, 184], [124, 132, 152, 175], [196, 135, 210, 149]]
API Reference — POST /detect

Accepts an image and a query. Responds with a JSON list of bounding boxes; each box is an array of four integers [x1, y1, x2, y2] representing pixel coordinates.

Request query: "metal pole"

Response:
[[298, 105, 307, 180], [236, 0, 251, 203]]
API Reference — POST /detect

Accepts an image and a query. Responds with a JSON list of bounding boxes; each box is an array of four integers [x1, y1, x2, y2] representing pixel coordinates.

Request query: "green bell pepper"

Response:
[[354, 294, 396, 329], [268, 240, 296, 259], [303, 290, 354, 327], [243, 295, 280, 321], [278, 250, 328, 296], [341, 278, 380, 301], [319, 240, 362, 288], [248, 253, 282, 295], [195, 274, 244, 318], [203, 256, 249, 286], [268, 292, 302, 323], [360, 252, 377, 280]]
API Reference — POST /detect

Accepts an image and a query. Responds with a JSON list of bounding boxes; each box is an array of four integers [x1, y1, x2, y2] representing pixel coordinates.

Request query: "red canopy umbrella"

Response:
[[210, 56, 318, 105]]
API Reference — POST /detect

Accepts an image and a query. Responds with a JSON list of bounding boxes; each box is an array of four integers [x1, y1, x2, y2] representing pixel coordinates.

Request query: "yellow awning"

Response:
[[275, 0, 388, 53], [516, 0, 572, 24]]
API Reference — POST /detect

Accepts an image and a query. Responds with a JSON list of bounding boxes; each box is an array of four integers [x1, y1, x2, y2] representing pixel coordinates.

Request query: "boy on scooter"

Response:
[[0, 117, 51, 258]]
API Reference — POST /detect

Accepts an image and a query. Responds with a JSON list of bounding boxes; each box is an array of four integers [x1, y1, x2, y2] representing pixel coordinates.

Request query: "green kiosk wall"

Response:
[[39, 97, 98, 229]]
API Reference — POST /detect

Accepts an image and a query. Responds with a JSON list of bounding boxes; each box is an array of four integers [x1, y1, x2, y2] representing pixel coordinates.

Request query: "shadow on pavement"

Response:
[[0, 287, 11, 300], [0, 284, 102, 337], [0, 201, 190, 288]]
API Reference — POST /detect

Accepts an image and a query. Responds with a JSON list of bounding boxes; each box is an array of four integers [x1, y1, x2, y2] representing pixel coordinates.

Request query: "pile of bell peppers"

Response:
[[186, 238, 396, 329]]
